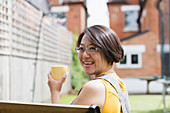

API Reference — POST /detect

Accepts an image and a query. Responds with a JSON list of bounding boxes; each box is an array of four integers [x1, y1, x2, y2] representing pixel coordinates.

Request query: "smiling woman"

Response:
[[47, 25, 131, 113]]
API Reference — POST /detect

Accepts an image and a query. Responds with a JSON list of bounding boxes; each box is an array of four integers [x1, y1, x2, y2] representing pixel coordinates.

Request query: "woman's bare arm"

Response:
[[48, 72, 67, 104], [72, 80, 105, 111]]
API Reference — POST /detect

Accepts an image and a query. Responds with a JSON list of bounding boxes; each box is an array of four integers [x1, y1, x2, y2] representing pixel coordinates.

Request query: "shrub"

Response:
[[71, 34, 89, 92]]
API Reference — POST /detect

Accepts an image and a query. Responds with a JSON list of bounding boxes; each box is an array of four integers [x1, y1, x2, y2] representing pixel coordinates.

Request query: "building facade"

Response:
[[47, 0, 169, 79], [48, 0, 87, 35], [107, 0, 167, 78]]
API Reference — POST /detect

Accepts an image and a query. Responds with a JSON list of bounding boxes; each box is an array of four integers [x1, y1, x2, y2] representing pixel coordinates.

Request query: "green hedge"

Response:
[[71, 34, 89, 92]]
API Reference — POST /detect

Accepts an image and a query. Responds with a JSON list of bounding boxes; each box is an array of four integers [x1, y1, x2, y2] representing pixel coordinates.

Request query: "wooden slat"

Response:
[[0, 101, 92, 113]]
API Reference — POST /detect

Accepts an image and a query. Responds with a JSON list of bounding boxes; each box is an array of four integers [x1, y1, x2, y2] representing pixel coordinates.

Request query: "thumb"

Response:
[[60, 74, 67, 83]]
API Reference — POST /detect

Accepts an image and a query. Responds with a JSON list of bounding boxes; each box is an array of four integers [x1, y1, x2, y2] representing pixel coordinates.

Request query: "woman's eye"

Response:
[[79, 47, 84, 51], [89, 47, 96, 50]]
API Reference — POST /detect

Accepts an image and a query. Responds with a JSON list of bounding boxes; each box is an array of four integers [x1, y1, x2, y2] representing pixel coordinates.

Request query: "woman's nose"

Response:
[[82, 50, 90, 58]]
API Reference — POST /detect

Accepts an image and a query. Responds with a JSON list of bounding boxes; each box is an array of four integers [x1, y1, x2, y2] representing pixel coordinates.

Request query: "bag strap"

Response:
[[96, 74, 130, 113]]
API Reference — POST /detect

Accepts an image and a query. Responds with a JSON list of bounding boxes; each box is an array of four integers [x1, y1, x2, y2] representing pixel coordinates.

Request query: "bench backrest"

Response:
[[0, 101, 100, 113]]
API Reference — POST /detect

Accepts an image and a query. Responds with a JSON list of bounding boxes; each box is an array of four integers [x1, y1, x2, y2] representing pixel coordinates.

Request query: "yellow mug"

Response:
[[51, 65, 69, 82]]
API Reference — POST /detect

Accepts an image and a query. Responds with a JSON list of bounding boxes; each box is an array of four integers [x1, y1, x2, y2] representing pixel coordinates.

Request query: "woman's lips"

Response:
[[83, 61, 94, 68]]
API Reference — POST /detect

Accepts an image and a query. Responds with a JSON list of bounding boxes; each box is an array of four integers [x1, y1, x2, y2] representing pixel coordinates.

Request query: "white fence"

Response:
[[0, 0, 73, 102]]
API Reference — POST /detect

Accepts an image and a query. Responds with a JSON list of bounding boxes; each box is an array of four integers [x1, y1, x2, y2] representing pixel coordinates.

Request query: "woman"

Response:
[[48, 25, 130, 113]]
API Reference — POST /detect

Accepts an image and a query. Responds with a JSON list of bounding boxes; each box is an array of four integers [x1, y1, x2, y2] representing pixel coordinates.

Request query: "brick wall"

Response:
[[48, 0, 60, 6], [110, 0, 161, 78], [160, 0, 169, 44], [108, 4, 138, 40], [115, 32, 161, 78], [65, 3, 86, 35], [48, 0, 87, 35]]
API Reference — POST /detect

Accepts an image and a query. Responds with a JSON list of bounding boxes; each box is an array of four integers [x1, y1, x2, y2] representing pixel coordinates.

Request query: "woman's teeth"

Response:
[[84, 62, 93, 65]]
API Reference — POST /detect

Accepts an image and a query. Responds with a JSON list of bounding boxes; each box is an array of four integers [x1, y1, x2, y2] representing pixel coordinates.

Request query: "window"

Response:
[[50, 6, 69, 26], [116, 45, 145, 69], [121, 5, 140, 32], [131, 54, 138, 64], [120, 55, 127, 64], [124, 11, 138, 31]]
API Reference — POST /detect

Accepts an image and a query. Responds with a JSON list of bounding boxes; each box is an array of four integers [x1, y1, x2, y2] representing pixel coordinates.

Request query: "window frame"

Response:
[[121, 5, 140, 32], [116, 45, 145, 69]]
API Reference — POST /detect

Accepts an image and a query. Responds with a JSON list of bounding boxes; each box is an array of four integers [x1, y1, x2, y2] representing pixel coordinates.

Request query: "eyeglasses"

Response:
[[75, 47, 99, 54]]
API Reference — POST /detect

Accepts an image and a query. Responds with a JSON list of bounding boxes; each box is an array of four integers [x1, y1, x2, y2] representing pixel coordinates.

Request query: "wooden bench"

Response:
[[0, 101, 100, 113]]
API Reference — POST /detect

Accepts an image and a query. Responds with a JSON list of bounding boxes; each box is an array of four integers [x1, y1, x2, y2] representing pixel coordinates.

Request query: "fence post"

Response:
[[8, 0, 13, 100], [32, 13, 44, 102]]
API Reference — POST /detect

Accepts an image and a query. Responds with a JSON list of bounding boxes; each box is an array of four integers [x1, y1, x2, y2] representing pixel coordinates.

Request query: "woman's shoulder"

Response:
[[83, 79, 105, 91], [72, 79, 105, 110], [84, 80, 104, 88]]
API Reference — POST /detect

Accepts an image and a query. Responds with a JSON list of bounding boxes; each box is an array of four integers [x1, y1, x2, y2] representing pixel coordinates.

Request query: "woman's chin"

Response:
[[85, 71, 93, 76]]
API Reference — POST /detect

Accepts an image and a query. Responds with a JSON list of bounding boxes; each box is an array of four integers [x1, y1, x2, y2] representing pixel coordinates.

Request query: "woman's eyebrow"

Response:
[[79, 43, 84, 46], [89, 44, 94, 46], [79, 43, 94, 46]]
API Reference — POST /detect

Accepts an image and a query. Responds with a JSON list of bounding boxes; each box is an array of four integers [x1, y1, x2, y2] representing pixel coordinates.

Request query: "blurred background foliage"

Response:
[[71, 34, 90, 92]]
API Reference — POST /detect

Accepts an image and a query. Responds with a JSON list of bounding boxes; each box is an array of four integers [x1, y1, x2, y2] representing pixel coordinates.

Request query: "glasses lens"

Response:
[[75, 48, 79, 53], [76, 47, 98, 54], [88, 47, 97, 53], [76, 47, 83, 53]]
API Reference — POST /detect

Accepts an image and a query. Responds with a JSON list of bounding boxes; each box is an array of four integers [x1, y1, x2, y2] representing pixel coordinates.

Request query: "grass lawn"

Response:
[[60, 94, 170, 113], [129, 95, 170, 113], [60, 94, 77, 104]]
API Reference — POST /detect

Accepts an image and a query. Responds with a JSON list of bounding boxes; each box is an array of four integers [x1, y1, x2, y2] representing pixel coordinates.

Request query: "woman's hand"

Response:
[[47, 72, 67, 103]]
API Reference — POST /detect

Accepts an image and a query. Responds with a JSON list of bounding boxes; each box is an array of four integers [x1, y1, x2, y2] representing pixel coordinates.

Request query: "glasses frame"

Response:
[[75, 47, 99, 54]]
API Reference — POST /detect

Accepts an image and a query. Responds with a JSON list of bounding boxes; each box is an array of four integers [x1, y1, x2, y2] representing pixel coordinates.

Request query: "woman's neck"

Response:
[[106, 64, 114, 71], [95, 65, 114, 77]]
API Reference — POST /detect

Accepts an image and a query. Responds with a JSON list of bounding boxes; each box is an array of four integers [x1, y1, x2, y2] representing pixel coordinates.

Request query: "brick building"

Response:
[[48, 0, 87, 35], [48, 0, 169, 79], [108, 0, 170, 78]]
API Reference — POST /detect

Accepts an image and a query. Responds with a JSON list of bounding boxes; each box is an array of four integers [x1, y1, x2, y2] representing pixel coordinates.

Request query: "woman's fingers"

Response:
[[47, 72, 51, 78], [47, 72, 55, 86], [48, 72, 67, 83], [47, 72, 68, 93]]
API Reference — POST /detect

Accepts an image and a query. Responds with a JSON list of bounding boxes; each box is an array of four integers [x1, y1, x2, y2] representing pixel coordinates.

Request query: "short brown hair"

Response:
[[76, 25, 124, 64]]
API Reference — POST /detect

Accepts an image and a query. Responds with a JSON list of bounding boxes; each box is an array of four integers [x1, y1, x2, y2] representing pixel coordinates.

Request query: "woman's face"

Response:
[[78, 34, 111, 76]]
